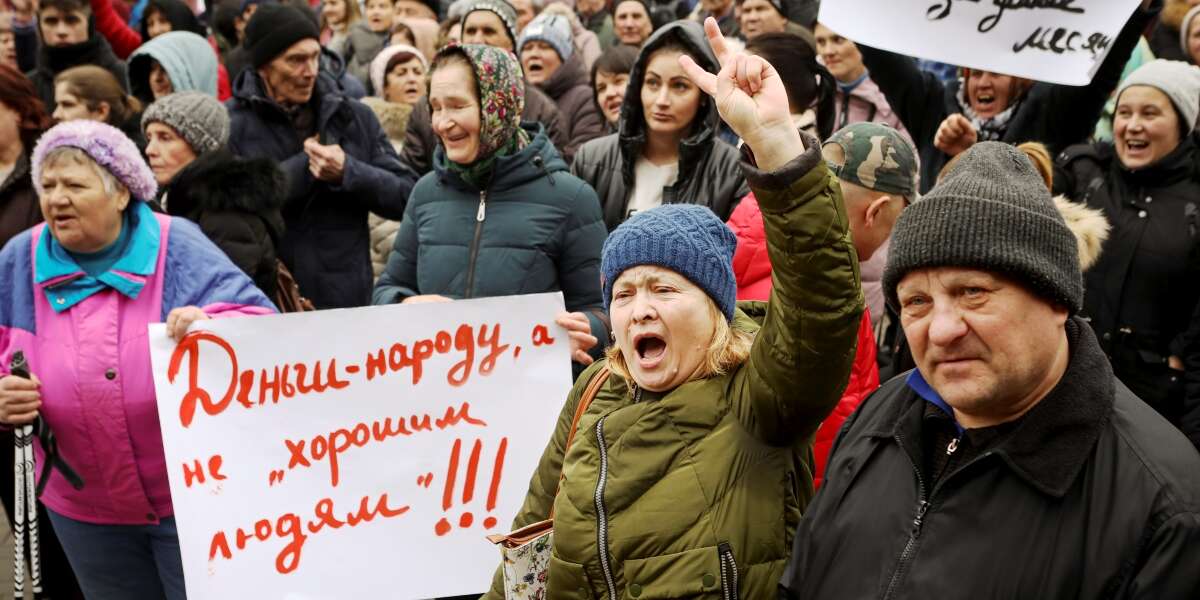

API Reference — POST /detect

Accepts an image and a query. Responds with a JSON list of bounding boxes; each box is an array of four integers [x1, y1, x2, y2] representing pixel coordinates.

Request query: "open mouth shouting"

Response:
[[634, 332, 668, 369]]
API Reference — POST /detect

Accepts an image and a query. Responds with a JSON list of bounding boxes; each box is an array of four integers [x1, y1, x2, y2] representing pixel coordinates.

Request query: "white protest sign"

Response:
[[818, 0, 1143, 86], [147, 293, 573, 599]]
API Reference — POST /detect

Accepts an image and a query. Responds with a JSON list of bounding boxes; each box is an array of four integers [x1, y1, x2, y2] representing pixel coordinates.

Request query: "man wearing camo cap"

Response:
[[822, 121, 917, 264]]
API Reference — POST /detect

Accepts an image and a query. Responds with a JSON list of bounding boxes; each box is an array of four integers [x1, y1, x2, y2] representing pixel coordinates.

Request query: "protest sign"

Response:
[[818, 0, 1143, 86], [147, 293, 573, 599]]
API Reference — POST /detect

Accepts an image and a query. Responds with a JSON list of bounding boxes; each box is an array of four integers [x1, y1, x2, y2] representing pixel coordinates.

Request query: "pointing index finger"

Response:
[[704, 17, 731, 68]]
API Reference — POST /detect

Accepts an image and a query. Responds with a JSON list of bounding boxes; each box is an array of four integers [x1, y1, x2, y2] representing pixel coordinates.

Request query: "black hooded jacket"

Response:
[[538, 53, 606, 163], [26, 18, 128, 111], [139, 0, 207, 39], [159, 149, 287, 297], [569, 21, 749, 231]]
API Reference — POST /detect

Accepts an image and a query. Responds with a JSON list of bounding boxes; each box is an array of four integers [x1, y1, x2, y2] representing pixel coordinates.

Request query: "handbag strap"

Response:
[[550, 364, 610, 518]]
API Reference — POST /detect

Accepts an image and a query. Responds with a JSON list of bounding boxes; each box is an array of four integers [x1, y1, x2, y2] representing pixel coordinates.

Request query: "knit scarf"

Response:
[[956, 83, 1022, 143], [439, 43, 530, 189]]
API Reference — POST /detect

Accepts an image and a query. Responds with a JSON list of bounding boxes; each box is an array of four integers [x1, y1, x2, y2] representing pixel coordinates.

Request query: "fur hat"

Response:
[[32, 120, 158, 201]]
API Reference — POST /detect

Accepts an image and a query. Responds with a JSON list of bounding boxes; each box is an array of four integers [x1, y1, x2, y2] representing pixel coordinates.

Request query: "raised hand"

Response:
[[678, 17, 805, 172]]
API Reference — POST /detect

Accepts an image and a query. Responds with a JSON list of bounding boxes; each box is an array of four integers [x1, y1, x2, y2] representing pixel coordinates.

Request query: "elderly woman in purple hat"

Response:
[[0, 120, 275, 599]]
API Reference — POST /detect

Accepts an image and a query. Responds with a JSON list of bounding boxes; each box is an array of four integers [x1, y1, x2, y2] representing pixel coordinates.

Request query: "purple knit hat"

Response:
[[31, 120, 158, 201]]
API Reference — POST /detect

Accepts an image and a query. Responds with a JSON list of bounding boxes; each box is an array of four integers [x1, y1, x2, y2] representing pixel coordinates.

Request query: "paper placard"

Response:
[[818, 0, 1143, 86], [148, 293, 572, 599]]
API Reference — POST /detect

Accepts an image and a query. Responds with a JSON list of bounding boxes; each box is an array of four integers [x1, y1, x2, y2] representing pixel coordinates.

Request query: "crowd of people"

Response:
[[0, 0, 1199, 597]]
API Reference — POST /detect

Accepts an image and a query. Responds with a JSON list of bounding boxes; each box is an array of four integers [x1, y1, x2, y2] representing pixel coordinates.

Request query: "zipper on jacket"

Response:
[[882, 433, 930, 600], [718, 542, 739, 600], [463, 190, 487, 299], [593, 415, 618, 600]]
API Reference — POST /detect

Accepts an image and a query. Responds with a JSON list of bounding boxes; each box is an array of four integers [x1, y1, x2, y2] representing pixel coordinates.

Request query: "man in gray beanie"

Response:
[[782, 141, 1200, 598]]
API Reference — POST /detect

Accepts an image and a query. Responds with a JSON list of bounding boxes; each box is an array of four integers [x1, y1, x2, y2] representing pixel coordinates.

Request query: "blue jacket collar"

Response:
[[35, 202, 160, 312]]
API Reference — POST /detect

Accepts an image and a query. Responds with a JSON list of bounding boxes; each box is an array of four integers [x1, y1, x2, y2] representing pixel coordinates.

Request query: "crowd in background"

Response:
[[2, 0, 1200, 597]]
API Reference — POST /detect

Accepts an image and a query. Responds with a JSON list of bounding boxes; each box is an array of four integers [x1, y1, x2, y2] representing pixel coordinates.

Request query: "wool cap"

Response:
[[883, 141, 1082, 314], [736, 0, 786, 16], [601, 204, 738, 322], [32, 120, 158, 201], [244, 4, 321, 69], [462, 0, 518, 47], [370, 44, 429, 98], [1181, 5, 1200, 60], [1116, 59, 1200, 130], [519, 14, 574, 60], [142, 91, 230, 155]]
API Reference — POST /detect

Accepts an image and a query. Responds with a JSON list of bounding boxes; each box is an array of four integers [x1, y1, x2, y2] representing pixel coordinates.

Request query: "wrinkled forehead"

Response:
[[614, 265, 688, 287], [897, 266, 1006, 294]]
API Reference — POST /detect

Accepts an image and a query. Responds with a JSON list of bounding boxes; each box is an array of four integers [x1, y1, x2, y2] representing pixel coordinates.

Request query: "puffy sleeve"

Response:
[[159, 217, 277, 320]]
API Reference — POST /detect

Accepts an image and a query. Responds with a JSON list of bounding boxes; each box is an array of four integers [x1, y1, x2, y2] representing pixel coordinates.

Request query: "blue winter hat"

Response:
[[518, 14, 573, 61], [601, 205, 738, 322]]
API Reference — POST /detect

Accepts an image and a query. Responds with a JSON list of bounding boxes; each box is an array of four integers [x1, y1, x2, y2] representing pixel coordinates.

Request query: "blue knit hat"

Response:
[[601, 205, 738, 321], [518, 14, 573, 61]]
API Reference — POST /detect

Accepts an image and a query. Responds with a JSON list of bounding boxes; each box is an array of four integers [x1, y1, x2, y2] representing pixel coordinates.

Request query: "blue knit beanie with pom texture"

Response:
[[601, 204, 738, 322]]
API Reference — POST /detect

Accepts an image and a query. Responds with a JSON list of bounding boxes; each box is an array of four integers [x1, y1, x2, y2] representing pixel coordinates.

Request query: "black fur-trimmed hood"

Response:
[[164, 149, 286, 215]]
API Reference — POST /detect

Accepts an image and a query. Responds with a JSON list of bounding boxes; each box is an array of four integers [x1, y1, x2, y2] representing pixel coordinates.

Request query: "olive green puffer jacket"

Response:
[[484, 136, 863, 599]]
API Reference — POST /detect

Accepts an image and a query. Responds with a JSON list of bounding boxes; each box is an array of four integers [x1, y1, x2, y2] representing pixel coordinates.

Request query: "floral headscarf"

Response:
[[432, 43, 530, 188]]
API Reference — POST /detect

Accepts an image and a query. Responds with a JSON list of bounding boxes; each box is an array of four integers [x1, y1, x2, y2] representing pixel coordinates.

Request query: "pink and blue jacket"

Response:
[[0, 203, 275, 525]]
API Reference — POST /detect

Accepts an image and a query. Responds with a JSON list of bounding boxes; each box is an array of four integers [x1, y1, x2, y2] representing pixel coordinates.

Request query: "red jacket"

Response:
[[727, 193, 880, 487]]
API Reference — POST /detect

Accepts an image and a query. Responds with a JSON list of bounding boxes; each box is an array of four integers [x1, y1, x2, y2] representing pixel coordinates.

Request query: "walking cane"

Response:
[[10, 351, 41, 599]]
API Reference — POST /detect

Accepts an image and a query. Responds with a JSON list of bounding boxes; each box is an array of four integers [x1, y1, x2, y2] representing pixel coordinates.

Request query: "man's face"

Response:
[[613, 0, 652, 46], [576, 0, 605, 18], [701, 0, 732, 16], [394, 0, 436, 20], [520, 40, 562, 85], [40, 7, 90, 47], [1, 28, 17, 67], [897, 267, 1069, 427], [461, 10, 512, 50], [739, 0, 787, 39], [510, 0, 536, 33], [258, 38, 321, 106]]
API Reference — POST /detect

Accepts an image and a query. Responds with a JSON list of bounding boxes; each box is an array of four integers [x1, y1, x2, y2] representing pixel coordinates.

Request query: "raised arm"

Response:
[[680, 18, 863, 447]]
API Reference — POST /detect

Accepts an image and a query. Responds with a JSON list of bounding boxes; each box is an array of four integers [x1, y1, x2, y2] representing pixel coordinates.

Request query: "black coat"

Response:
[[160, 149, 286, 298], [1054, 136, 1200, 445], [0, 154, 42, 249], [782, 318, 1200, 599], [401, 84, 569, 176], [538, 53, 606, 164], [858, 2, 1155, 193], [27, 28, 128, 112], [569, 22, 748, 231], [225, 68, 417, 308]]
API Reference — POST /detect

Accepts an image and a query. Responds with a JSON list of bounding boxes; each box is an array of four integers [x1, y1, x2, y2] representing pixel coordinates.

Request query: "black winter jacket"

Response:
[[570, 22, 748, 231], [782, 318, 1200, 599], [27, 28, 128, 112], [373, 124, 609, 354], [538, 53, 606, 164], [159, 150, 287, 298], [401, 85, 569, 176], [1054, 135, 1200, 448], [226, 68, 417, 308], [0, 154, 41, 249], [858, 2, 1156, 193]]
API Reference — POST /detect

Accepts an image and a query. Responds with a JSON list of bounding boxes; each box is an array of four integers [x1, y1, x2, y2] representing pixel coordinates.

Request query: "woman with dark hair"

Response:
[[53, 65, 146, 148], [139, 0, 206, 39], [0, 64, 52, 244], [591, 43, 638, 131], [572, 21, 749, 231], [745, 31, 835, 140]]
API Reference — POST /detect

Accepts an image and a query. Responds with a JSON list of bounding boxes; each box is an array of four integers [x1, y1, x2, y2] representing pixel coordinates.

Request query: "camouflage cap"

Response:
[[823, 122, 918, 198]]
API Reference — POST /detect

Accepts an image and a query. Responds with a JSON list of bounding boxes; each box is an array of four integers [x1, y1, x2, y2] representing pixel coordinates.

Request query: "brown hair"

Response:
[[54, 65, 142, 126], [603, 294, 754, 388], [0, 64, 53, 151], [320, 0, 361, 33]]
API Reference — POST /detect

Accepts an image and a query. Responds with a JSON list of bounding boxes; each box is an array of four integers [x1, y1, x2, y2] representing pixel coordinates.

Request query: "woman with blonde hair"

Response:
[[52, 65, 145, 149], [321, 0, 362, 56]]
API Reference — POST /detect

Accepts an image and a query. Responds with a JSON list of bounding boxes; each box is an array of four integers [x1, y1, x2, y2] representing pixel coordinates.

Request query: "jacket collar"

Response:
[[35, 202, 160, 312], [0, 153, 30, 194], [869, 317, 1115, 497], [234, 69, 346, 135]]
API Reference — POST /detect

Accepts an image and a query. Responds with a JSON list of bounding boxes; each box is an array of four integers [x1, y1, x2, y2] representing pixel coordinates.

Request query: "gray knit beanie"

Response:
[[141, 91, 230, 155], [1116, 59, 1200, 130], [883, 141, 1082, 314]]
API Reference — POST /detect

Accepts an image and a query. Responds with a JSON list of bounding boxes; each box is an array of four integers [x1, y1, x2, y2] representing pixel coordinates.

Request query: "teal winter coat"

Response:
[[372, 125, 610, 347]]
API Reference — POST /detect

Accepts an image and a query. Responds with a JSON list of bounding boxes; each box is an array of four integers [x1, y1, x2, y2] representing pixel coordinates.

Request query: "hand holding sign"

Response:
[[935, 114, 978, 157], [679, 17, 804, 172]]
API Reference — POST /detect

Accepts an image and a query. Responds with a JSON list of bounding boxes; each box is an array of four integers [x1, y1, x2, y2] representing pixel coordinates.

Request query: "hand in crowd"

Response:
[[402, 294, 453, 304], [934, 114, 978, 157], [679, 17, 804, 173], [555, 311, 598, 365], [304, 136, 347, 183], [166, 306, 210, 343], [0, 373, 41, 426]]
